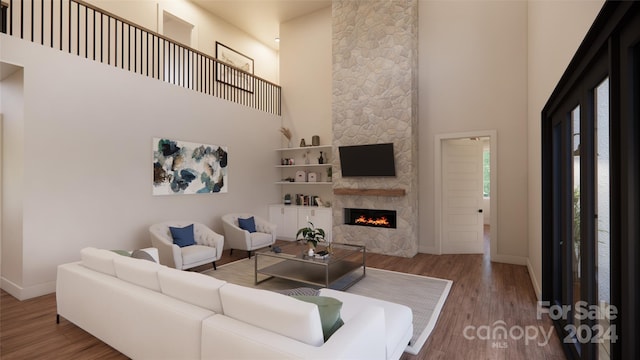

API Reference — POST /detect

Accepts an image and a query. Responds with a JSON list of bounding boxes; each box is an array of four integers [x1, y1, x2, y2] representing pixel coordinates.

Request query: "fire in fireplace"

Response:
[[344, 208, 397, 229]]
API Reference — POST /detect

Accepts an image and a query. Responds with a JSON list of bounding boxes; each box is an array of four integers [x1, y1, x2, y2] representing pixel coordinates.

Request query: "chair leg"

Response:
[[247, 251, 251, 259], [212, 261, 217, 270], [229, 249, 233, 256]]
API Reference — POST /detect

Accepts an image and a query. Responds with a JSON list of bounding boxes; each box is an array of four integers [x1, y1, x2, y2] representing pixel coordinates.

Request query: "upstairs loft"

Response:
[[0, 0, 281, 115]]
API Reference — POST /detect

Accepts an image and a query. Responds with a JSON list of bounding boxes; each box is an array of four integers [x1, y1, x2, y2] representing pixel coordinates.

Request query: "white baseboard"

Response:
[[490, 253, 527, 266], [418, 245, 439, 255], [526, 258, 542, 300], [1, 277, 56, 300]]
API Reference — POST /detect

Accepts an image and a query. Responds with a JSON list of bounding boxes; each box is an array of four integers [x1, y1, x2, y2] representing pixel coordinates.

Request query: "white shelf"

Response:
[[275, 182, 332, 185], [276, 145, 332, 151], [275, 146, 333, 204], [270, 204, 332, 209], [276, 164, 330, 168]]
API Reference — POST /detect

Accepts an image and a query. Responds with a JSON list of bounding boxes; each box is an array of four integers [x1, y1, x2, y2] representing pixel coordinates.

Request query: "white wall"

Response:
[[280, 7, 332, 148], [526, 0, 604, 299], [0, 35, 281, 299], [418, 1, 529, 263], [279, 7, 333, 202], [0, 68, 25, 287]]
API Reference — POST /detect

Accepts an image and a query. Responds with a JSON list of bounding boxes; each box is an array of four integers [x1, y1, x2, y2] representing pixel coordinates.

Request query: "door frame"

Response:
[[434, 130, 497, 260]]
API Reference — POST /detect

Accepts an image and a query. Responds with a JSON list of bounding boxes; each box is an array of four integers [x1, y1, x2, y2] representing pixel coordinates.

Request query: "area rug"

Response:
[[203, 258, 452, 355]]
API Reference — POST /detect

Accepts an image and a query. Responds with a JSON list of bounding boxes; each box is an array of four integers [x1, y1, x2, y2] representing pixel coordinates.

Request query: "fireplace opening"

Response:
[[344, 208, 397, 229]]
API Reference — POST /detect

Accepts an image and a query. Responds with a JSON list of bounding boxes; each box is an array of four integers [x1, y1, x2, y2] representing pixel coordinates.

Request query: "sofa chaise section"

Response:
[[201, 283, 387, 359], [320, 288, 414, 360], [201, 306, 386, 359]]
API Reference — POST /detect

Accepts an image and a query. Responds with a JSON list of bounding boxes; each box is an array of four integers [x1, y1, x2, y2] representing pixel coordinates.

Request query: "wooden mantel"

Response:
[[333, 188, 406, 197]]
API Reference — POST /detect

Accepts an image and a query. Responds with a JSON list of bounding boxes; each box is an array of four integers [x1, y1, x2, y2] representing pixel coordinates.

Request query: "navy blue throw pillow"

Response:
[[238, 217, 257, 233], [169, 224, 196, 247]]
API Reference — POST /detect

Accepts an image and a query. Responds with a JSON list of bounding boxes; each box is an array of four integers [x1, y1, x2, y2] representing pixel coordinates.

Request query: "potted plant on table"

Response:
[[296, 221, 325, 256]]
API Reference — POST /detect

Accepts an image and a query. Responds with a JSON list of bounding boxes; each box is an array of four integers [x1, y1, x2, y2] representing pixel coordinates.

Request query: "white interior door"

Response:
[[441, 138, 484, 254], [162, 11, 194, 87]]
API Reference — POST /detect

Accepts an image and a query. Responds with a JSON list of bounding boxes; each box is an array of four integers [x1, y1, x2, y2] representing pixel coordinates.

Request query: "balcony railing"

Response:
[[0, 0, 281, 115]]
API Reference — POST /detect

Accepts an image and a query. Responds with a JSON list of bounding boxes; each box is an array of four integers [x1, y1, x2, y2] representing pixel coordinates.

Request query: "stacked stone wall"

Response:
[[331, 0, 418, 257]]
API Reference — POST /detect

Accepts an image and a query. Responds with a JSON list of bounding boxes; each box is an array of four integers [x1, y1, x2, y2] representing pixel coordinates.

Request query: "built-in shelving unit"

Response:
[[273, 145, 334, 239], [275, 145, 333, 185]]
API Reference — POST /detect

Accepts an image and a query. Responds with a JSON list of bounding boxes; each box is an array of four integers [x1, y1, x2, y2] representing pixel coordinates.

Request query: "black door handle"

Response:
[[478, 209, 483, 213]]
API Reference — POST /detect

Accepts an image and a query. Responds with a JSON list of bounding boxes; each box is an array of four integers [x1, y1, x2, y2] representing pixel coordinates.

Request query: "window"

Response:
[[595, 77, 611, 359], [482, 148, 490, 197], [542, 3, 640, 359], [571, 105, 581, 331]]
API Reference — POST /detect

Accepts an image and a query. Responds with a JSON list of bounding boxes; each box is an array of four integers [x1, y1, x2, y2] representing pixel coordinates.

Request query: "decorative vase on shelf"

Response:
[[300, 138, 306, 147], [318, 151, 325, 164], [280, 127, 292, 147], [312, 135, 320, 146]]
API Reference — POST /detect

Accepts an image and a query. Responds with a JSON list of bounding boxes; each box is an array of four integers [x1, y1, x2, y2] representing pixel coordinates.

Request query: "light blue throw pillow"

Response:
[[169, 224, 196, 247], [293, 296, 344, 341], [131, 249, 157, 262], [110, 249, 131, 257], [238, 216, 257, 233]]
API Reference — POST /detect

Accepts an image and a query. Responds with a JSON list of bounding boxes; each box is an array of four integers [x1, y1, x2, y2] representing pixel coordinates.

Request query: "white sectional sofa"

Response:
[[56, 247, 412, 360]]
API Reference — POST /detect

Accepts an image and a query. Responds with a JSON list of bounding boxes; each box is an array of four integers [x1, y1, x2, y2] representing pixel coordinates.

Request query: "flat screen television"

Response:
[[338, 143, 396, 177]]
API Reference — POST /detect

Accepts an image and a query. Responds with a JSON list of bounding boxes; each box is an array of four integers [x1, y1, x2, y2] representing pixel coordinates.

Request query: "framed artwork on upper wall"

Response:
[[215, 41, 254, 92]]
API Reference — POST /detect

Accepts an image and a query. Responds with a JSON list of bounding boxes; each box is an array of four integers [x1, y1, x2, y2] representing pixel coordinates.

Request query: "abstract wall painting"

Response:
[[153, 138, 228, 195]]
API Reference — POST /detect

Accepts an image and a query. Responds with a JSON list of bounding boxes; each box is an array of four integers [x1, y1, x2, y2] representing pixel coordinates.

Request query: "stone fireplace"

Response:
[[331, 0, 418, 257]]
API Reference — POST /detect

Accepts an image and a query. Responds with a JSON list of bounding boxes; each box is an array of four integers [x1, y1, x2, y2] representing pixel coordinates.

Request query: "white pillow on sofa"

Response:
[[219, 283, 324, 347], [113, 255, 162, 291], [158, 268, 226, 313], [81, 247, 120, 276]]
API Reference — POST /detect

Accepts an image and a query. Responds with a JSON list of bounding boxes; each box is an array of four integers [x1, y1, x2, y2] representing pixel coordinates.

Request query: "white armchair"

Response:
[[149, 221, 224, 270], [221, 213, 276, 258]]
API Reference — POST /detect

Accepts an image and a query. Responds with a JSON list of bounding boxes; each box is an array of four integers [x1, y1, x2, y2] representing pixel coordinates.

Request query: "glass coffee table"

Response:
[[255, 242, 366, 290]]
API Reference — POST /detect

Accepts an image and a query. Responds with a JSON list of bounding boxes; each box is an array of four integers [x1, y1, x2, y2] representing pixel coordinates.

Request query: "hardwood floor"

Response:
[[0, 235, 566, 360]]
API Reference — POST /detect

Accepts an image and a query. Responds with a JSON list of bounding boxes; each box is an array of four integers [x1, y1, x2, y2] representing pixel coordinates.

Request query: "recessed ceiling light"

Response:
[[275, 37, 280, 43]]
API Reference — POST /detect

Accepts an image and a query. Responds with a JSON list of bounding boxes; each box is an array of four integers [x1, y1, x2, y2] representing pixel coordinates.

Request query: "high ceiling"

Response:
[[191, 0, 332, 50]]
